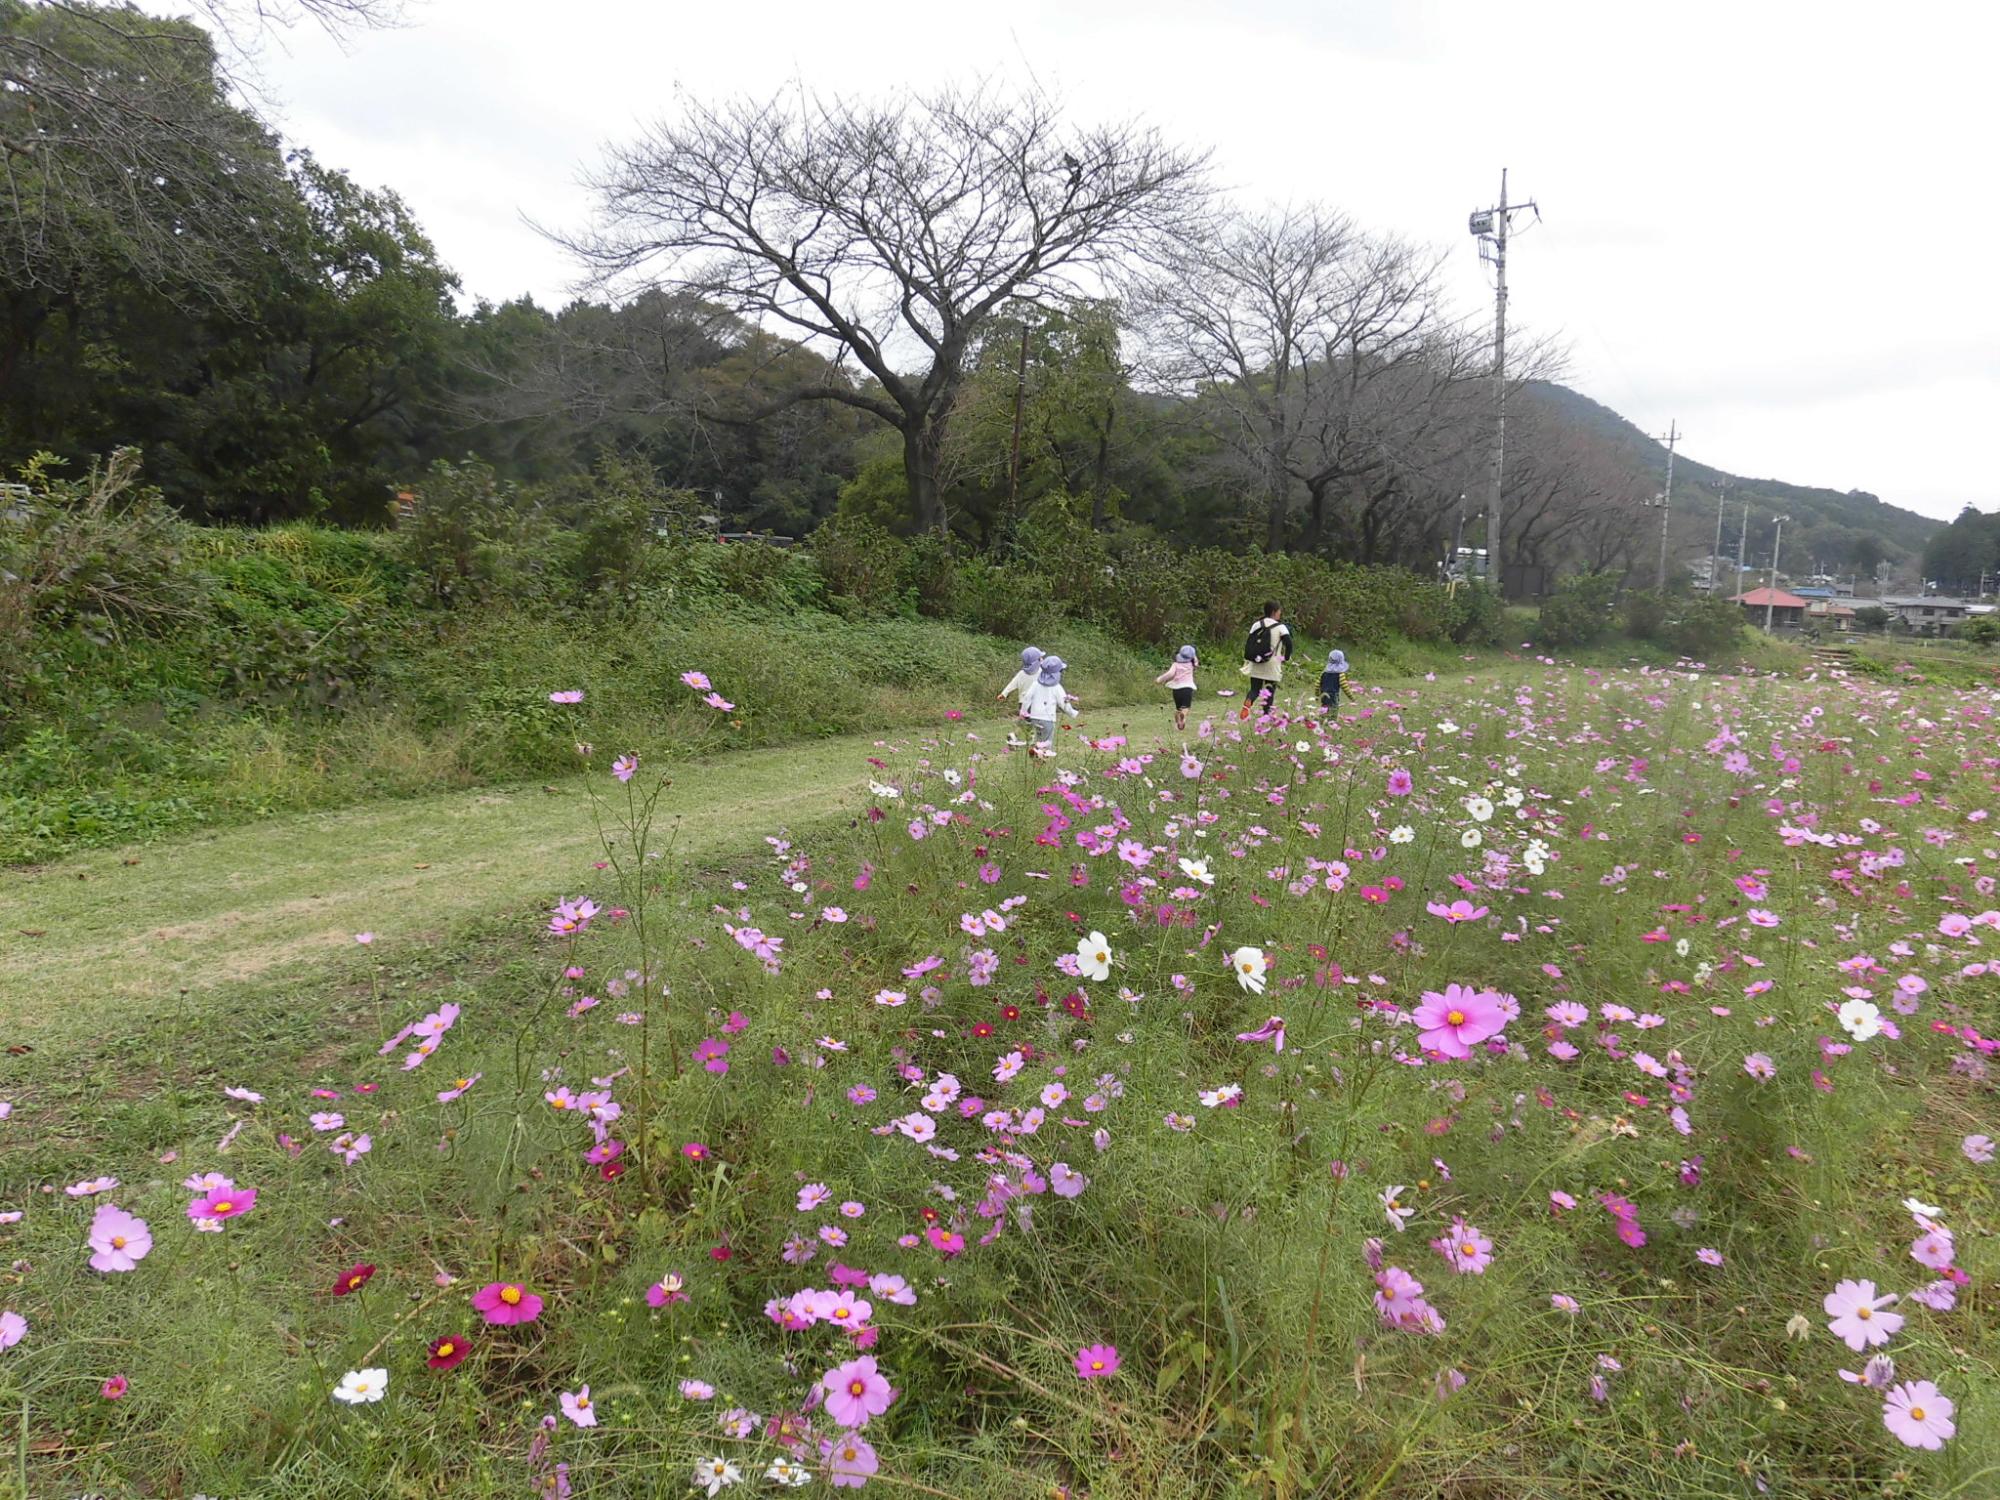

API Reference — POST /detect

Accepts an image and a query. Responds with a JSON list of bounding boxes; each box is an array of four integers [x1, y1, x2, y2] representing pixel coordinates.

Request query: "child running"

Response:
[[1020, 654, 1078, 756], [1320, 648, 1347, 714], [1155, 644, 1198, 731], [997, 646, 1044, 709]]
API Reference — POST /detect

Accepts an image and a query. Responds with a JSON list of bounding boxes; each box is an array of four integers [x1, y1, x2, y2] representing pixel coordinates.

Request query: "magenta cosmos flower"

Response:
[[559, 1385, 598, 1428], [86, 1203, 152, 1273], [1824, 1279, 1902, 1351], [473, 1281, 544, 1326], [1882, 1379, 1955, 1449], [1412, 984, 1506, 1059], [819, 1356, 895, 1428], [1074, 1343, 1121, 1379], [1386, 769, 1414, 796], [187, 1186, 256, 1224]]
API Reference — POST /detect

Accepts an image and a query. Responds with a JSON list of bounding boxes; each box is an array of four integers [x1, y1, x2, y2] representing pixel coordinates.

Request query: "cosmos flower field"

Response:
[[3, 659, 1996, 1498]]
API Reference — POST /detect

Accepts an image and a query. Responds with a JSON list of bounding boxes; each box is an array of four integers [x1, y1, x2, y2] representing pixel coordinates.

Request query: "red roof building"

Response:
[[1732, 587, 1810, 628]]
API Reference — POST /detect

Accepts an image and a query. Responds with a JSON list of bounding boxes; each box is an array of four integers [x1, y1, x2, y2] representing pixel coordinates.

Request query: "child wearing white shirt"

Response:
[[1020, 655, 1078, 755], [997, 646, 1044, 711]]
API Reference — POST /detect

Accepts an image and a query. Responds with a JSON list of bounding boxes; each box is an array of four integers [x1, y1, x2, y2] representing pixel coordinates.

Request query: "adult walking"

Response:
[[1239, 600, 1291, 720]]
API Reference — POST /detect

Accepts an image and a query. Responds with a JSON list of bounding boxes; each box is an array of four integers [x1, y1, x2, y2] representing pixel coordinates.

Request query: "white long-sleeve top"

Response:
[[1020, 679, 1078, 721], [999, 668, 1036, 701]]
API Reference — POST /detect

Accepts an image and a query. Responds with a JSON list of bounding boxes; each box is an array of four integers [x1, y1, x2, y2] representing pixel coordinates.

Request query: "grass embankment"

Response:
[[2, 661, 1994, 1498]]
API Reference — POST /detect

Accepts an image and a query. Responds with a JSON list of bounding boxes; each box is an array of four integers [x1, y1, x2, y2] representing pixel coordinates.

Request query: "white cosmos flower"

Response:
[[1837, 998, 1883, 1041], [867, 781, 901, 800], [1075, 931, 1113, 982], [333, 1368, 387, 1405], [1230, 946, 1269, 995], [1502, 786, 1524, 807], [693, 1457, 744, 1495], [1465, 796, 1494, 823], [1903, 1196, 1943, 1228], [1199, 1083, 1243, 1107], [1178, 857, 1215, 885], [1388, 825, 1415, 845], [1460, 829, 1483, 849], [1438, 720, 1460, 735], [1674, 938, 1690, 958], [765, 1458, 811, 1488]]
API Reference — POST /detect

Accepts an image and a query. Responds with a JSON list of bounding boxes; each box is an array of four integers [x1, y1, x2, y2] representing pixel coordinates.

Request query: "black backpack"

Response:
[[1245, 619, 1275, 663]]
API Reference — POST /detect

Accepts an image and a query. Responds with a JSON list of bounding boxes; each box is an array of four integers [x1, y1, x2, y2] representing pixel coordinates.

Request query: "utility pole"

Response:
[[1765, 515, 1790, 632], [1655, 420, 1679, 590], [1710, 480, 1728, 596], [1737, 503, 1749, 599], [1470, 171, 1538, 599]]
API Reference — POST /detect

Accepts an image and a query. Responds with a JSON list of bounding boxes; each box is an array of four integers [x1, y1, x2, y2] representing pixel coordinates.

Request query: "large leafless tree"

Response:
[[566, 85, 1208, 532], [1126, 205, 1469, 552]]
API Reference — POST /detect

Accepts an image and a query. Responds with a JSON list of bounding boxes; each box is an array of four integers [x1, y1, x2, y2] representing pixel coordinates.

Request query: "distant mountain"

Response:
[[1525, 382, 1937, 586]]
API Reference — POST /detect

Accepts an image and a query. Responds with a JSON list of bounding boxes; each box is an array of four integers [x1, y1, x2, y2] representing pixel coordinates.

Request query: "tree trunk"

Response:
[[903, 419, 945, 533], [1304, 478, 1332, 553], [1088, 394, 1115, 529]]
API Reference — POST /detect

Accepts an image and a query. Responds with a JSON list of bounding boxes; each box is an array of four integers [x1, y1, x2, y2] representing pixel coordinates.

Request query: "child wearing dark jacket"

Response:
[[1319, 649, 1348, 713]]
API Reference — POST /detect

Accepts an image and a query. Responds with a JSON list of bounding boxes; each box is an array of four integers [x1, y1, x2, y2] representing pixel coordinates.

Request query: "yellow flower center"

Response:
[[850, 1380, 866, 1396], [833, 1308, 850, 1319], [1090, 1359, 1105, 1370], [111, 1235, 126, 1249], [1461, 1243, 1478, 1256], [1446, 1010, 1466, 1026], [212, 1200, 233, 1214], [500, 1286, 522, 1306], [1857, 1307, 1871, 1320], [1094, 951, 1107, 964], [842, 1446, 859, 1461], [437, 1342, 455, 1357], [1910, 1406, 1926, 1421], [577, 1395, 590, 1409], [454, 1078, 470, 1089]]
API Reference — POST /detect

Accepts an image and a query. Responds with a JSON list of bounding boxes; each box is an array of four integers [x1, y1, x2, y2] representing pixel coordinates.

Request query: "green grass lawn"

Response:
[[2, 662, 1994, 1499]]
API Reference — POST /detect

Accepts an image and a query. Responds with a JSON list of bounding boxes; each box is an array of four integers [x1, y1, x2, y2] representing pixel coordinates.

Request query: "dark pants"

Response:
[[1247, 676, 1278, 711]]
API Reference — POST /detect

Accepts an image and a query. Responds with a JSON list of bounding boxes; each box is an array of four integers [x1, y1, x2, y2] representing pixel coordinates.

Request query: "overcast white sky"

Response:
[[242, 0, 1998, 521]]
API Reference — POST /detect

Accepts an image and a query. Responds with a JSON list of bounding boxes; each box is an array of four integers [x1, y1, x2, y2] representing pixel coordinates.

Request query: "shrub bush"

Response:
[[1535, 572, 1619, 650]]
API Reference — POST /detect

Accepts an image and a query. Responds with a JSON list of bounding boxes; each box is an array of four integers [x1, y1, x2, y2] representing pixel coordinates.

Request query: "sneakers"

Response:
[[1238, 703, 1252, 722]]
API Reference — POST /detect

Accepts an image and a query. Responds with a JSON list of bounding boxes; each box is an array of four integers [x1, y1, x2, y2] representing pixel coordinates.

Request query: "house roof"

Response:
[[1884, 596, 1971, 609], [1733, 587, 1811, 608]]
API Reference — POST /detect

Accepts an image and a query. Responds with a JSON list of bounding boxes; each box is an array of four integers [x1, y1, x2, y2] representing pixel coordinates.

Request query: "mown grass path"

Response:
[[0, 706, 1150, 1037]]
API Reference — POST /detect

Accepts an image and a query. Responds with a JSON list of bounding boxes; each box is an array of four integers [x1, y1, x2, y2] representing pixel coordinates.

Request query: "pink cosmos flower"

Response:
[[821, 1432, 880, 1488], [1074, 1342, 1121, 1378], [703, 692, 734, 712], [1910, 1228, 1956, 1270], [99, 1374, 129, 1399], [559, 1386, 598, 1428], [1882, 1379, 1955, 1449], [548, 690, 584, 704], [1431, 1218, 1493, 1274], [820, 1356, 895, 1428], [1412, 984, 1506, 1059], [680, 670, 712, 691], [0, 1311, 24, 1349], [1963, 1133, 1995, 1164], [187, 1187, 256, 1224], [611, 754, 638, 783], [86, 1203, 152, 1274], [1425, 899, 1489, 924], [1824, 1279, 1902, 1351], [1386, 769, 1414, 796], [472, 1281, 544, 1326]]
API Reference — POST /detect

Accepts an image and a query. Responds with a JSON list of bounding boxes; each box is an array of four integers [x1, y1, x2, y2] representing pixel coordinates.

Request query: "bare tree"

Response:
[[1127, 206, 1462, 552], [565, 85, 1208, 532]]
